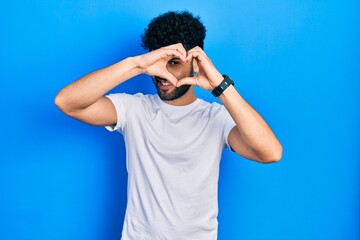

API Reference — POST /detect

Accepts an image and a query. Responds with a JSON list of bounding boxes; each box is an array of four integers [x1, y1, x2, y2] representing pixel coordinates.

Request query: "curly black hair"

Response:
[[141, 11, 206, 51]]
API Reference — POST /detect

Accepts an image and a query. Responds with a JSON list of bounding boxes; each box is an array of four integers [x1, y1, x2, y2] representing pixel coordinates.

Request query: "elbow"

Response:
[[260, 145, 283, 164], [54, 93, 62, 109], [54, 93, 66, 112], [54, 92, 73, 115]]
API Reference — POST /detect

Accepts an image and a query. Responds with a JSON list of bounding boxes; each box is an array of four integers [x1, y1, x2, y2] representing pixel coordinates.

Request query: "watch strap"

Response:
[[211, 75, 234, 97]]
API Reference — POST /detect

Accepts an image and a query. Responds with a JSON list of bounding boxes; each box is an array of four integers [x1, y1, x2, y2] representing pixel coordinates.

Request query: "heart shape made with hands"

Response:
[[155, 55, 215, 91], [147, 45, 222, 91]]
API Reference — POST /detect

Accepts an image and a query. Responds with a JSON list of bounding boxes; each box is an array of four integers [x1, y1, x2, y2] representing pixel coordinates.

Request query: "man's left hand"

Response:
[[176, 46, 223, 91]]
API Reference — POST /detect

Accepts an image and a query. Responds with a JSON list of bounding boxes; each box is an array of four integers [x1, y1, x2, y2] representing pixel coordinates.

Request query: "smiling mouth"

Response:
[[154, 76, 173, 87]]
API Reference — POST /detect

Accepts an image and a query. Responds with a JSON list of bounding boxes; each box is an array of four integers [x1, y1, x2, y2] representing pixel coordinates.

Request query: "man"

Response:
[[55, 11, 282, 240]]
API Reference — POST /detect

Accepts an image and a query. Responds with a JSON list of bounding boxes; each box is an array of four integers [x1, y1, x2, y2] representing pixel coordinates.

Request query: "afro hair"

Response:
[[141, 11, 206, 51]]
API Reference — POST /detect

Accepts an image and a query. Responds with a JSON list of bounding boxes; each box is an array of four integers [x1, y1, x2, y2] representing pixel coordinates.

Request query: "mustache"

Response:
[[154, 76, 164, 81], [154, 76, 168, 81], [153, 76, 173, 84]]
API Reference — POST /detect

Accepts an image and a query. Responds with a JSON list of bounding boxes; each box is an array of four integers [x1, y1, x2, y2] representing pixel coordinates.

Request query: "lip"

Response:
[[155, 76, 174, 91]]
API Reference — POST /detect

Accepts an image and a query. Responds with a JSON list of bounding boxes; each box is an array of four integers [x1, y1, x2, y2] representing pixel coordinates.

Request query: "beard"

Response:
[[152, 76, 191, 101]]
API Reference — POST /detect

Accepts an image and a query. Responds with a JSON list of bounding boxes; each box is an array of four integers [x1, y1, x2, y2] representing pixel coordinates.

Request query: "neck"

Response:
[[162, 86, 197, 106]]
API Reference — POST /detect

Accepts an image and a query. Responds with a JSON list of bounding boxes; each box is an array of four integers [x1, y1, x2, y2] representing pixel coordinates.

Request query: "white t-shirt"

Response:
[[105, 93, 236, 240]]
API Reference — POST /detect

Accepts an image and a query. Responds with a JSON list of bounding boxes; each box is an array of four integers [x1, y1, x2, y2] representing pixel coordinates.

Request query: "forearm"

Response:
[[55, 56, 141, 111], [219, 86, 282, 160]]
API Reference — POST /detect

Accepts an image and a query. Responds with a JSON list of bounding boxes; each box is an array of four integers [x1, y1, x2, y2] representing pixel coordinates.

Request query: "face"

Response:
[[152, 58, 195, 101]]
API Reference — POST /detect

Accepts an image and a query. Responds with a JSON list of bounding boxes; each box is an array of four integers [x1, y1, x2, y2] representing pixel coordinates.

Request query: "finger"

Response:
[[187, 53, 220, 82], [186, 51, 207, 63], [177, 76, 197, 87], [163, 43, 187, 59], [161, 71, 178, 86], [174, 43, 187, 58], [187, 46, 207, 57], [162, 49, 187, 63]]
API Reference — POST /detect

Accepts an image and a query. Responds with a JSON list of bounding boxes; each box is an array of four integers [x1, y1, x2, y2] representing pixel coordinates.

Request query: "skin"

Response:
[[55, 43, 282, 163]]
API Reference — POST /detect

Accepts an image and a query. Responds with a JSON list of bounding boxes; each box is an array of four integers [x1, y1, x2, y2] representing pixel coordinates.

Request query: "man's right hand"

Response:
[[54, 43, 187, 127], [135, 43, 187, 86]]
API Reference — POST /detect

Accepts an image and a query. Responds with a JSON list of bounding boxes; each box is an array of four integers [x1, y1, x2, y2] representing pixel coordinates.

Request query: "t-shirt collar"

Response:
[[155, 94, 201, 111]]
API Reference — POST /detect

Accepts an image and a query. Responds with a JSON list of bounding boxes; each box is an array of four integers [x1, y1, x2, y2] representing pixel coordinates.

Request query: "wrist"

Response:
[[210, 73, 224, 90], [211, 75, 234, 97], [111, 56, 143, 81], [130, 56, 145, 74]]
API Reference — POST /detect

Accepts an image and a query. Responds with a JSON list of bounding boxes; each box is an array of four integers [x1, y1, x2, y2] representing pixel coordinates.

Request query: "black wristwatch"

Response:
[[211, 75, 234, 97]]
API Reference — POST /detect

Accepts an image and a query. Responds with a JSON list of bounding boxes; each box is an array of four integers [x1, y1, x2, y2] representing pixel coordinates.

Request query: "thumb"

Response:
[[177, 76, 197, 87], [161, 71, 178, 86]]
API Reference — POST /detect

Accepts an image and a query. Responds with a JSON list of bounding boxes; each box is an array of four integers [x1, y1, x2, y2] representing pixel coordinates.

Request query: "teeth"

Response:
[[160, 81, 171, 86]]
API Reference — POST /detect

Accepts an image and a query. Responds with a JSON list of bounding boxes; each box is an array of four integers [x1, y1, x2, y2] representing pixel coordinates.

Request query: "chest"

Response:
[[125, 107, 224, 159]]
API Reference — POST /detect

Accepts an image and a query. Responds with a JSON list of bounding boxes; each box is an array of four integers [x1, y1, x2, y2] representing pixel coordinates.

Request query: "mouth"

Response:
[[154, 76, 174, 90]]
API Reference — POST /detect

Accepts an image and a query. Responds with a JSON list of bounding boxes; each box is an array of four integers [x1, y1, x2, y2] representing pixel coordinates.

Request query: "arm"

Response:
[[54, 57, 141, 126], [219, 86, 282, 163], [55, 43, 187, 125], [177, 47, 282, 164]]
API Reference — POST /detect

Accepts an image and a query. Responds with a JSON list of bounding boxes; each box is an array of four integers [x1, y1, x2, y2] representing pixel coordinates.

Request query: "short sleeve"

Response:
[[220, 106, 236, 150], [104, 93, 141, 133]]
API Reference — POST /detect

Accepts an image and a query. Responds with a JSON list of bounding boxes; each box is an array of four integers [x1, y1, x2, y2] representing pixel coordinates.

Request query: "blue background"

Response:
[[1, 1, 359, 239]]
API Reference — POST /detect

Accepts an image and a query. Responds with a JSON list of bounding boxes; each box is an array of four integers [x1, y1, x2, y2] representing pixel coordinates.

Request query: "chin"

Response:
[[157, 84, 191, 101]]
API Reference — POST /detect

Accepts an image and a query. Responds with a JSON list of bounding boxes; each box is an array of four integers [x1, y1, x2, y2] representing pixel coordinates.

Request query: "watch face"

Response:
[[224, 75, 234, 85]]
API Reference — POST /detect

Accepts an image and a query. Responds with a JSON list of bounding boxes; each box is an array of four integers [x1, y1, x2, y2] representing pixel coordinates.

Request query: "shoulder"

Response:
[[105, 92, 156, 105], [105, 93, 160, 117], [106, 92, 145, 100], [196, 99, 226, 115]]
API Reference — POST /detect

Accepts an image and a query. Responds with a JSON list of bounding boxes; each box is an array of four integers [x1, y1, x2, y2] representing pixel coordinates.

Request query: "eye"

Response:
[[169, 60, 180, 65]]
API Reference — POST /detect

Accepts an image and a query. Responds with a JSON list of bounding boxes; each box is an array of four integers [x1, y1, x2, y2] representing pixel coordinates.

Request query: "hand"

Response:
[[136, 43, 187, 86], [177, 46, 223, 91]]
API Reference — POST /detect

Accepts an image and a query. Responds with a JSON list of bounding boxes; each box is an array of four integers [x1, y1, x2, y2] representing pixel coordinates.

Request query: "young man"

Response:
[[55, 11, 282, 240]]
